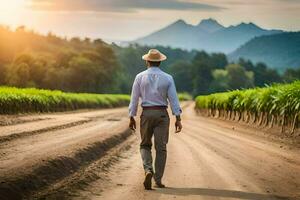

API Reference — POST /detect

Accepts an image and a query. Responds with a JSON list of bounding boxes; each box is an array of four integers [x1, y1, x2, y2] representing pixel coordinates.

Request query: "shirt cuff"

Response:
[[129, 111, 137, 117], [173, 108, 182, 116]]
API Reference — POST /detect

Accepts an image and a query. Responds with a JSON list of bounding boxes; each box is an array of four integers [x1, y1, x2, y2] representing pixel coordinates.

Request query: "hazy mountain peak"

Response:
[[172, 19, 188, 26], [198, 18, 221, 26], [133, 19, 284, 53], [197, 18, 224, 32], [235, 22, 262, 31]]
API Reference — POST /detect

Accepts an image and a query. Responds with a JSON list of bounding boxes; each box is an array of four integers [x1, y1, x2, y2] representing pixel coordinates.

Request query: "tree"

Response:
[[253, 62, 282, 86], [84, 37, 91, 44], [94, 44, 121, 93], [209, 69, 230, 92], [6, 62, 32, 87], [238, 58, 255, 71], [283, 68, 300, 83], [191, 51, 213, 95], [65, 56, 97, 92], [0, 64, 6, 85], [14, 53, 35, 66], [6, 54, 37, 87], [54, 50, 76, 68], [31, 57, 48, 87], [226, 64, 254, 90], [70, 37, 81, 44], [210, 53, 228, 69], [168, 61, 193, 93], [43, 67, 68, 90]]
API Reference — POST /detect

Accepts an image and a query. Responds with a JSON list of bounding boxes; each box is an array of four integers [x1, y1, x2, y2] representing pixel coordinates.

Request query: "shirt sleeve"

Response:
[[167, 76, 182, 116], [128, 75, 141, 117]]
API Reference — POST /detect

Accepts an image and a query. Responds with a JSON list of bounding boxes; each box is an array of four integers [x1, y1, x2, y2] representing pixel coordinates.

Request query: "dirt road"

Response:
[[80, 103, 300, 200], [0, 103, 299, 199]]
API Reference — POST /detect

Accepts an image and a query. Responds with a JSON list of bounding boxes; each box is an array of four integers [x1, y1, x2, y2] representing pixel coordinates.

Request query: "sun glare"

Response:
[[1, 0, 26, 12], [0, 0, 27, 26]]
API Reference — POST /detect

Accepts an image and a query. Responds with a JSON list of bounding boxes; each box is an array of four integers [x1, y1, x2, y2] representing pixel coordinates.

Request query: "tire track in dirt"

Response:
[[34, 136, 137, 199], [0, 107, 127, 143], [0, 119, 91, 144]]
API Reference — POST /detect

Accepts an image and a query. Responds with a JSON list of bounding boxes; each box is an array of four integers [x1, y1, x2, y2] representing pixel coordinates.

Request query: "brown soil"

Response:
[[0, 107, 131, 200], [86, 103, 300, 200], [0, 103, 299, 200]]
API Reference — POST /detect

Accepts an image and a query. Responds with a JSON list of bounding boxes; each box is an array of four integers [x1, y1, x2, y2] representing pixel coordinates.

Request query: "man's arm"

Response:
[[167, 77, 183, 133], [128, 76, 141, 130]]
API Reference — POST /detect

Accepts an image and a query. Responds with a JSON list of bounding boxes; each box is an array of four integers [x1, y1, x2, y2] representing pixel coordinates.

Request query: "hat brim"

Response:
[[142, 54, 167, 62]]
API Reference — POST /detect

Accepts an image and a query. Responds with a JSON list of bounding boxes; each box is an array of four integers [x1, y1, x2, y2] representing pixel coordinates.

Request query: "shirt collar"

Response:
[[147, 67, 161, 71]]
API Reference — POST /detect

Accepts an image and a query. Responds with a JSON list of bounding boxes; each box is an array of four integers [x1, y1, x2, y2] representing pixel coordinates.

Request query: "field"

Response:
[[0, 87, 130, 114], [195, 81, 300, 134]]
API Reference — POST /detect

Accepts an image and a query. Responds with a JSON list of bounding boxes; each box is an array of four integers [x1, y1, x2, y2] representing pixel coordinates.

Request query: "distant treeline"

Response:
[[117, 45, 300, 95], [0, 26, 299, 96], [0, 26, 120, 94]]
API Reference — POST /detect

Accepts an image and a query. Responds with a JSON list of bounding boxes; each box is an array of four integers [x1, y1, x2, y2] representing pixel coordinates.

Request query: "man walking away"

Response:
[[128, 49, 183, 190]]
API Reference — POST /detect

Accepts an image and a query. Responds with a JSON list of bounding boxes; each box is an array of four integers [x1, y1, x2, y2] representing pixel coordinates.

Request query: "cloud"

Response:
[[28, 0, 224, 12]]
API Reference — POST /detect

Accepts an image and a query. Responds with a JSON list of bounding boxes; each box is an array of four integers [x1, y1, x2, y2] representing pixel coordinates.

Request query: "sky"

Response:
[[0, 0, 300, 41]]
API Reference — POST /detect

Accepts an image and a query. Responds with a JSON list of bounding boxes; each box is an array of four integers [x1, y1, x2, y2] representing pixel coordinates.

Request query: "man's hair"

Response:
[[148, 61, 161, 67]]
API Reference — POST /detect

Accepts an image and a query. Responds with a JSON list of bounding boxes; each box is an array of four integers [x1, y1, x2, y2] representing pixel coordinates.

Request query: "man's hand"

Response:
[[129, 117, 136, 131], [175, 120, 182, 133]]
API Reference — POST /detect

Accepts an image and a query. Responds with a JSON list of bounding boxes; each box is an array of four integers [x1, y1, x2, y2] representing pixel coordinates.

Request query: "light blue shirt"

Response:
[[129, 67, 182, 117]]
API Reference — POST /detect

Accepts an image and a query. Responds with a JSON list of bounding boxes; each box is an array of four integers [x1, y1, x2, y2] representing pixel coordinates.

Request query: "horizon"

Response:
[[1, 0, 300, 41], [1, 18, 297, 44]]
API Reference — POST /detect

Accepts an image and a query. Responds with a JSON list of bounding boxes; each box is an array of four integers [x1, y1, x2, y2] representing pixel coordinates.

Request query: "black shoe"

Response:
[[143, 171, 153, 190], [155, 182, 165, 188]]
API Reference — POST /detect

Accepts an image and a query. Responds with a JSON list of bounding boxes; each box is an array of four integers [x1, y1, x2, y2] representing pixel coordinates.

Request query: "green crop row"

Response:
[[178, 93, 193, 101], [0, 87, 130, 114], [195, 81, 300, 134]]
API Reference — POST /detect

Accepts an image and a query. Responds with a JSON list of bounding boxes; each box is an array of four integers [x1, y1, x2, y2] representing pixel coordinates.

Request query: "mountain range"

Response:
[[133, 19, 283, 54], [229, 32, 300, 70]]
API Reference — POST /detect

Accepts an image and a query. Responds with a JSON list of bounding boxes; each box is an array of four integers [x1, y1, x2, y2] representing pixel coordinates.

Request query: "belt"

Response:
[[142, 106, 167, 110]]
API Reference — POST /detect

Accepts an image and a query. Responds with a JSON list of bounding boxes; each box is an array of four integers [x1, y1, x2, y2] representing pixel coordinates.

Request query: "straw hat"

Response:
[[142, 49, 167, 62]]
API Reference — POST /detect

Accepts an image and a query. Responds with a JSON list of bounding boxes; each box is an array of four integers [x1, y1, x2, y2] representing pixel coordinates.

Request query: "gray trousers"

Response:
[[140, 109, 170, 184]]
